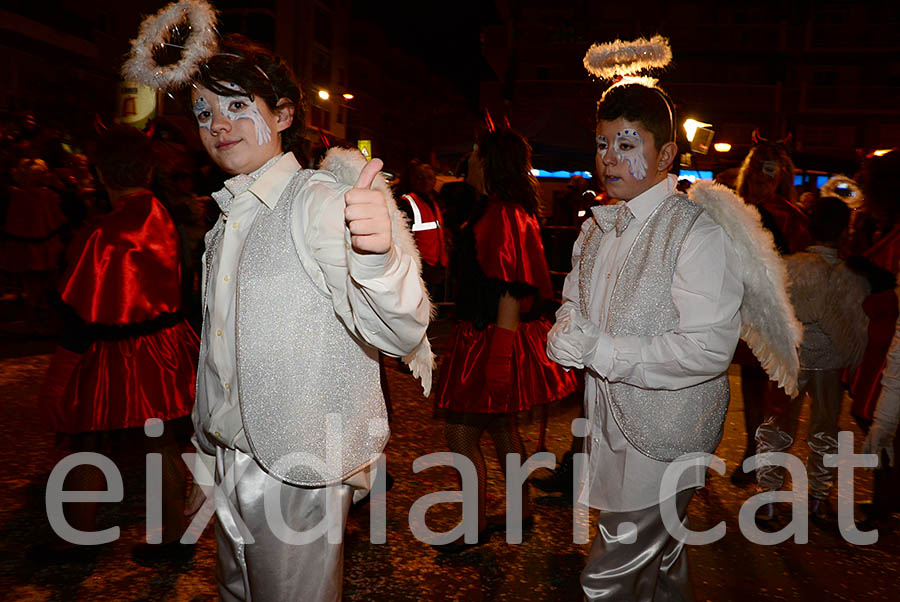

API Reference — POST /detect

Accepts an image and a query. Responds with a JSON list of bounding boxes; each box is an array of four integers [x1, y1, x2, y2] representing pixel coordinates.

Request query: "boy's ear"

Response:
[[274, 98, 295, 133], [657, 141, 678, 173]]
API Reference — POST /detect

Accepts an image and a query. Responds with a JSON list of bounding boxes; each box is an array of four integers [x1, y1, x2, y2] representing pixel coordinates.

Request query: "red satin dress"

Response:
[[435, 199, 579, 414], [0, 186, 66, 271], [39, 191, 199, 433]]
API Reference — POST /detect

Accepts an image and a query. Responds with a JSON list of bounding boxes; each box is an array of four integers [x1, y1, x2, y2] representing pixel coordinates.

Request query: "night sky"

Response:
[[351, 0, 499, 104]]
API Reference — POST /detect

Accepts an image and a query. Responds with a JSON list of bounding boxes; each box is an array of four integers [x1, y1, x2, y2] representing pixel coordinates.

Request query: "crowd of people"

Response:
[[2, 20, 900, 602]]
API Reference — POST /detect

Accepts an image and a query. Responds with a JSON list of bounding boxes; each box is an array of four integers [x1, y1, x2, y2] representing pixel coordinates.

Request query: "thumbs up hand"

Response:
[[344, 158, 391, 255]]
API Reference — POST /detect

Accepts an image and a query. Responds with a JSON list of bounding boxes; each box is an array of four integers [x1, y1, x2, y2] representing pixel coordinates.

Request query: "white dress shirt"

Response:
[[193, 153, 430, 486], [560, 176, 743, 511]]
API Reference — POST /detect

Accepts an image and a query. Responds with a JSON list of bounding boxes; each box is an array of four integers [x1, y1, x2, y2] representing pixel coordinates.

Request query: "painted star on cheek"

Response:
[[614, 129, 648, 180]]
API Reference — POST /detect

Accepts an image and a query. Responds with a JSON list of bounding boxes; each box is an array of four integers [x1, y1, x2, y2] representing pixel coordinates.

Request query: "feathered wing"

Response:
[[319, 147, 435, 395], [689, 181, 802, 396]]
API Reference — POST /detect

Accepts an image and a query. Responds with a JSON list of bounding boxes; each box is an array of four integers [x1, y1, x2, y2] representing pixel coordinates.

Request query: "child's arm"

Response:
[[574, 215, 743, 389], [299, 175, 430, 359], [546, 220, 592, 368]]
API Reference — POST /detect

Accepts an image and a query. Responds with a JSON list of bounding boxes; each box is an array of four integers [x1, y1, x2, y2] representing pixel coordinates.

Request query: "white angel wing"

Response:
[[689, 180, 802, 396]]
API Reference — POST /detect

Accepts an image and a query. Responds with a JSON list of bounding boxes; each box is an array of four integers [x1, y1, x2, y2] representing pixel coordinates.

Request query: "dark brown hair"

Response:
[[596, 83, 675, 151], [192, 34, 305, 153], [93, 124, 155, 189], [477, 128, 540, 215]]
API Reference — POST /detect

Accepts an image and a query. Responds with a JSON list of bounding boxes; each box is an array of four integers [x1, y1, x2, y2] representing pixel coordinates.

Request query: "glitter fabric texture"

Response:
[[603, 194, 731, 461], [232, 169, 388, 486]]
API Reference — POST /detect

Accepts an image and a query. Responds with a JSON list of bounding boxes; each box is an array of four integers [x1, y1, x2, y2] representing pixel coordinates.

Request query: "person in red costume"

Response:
[[434, 128, 579, 551], [36, 125, 199, 562], [844, 150, 900, 524], [729, 139, 811, 486]]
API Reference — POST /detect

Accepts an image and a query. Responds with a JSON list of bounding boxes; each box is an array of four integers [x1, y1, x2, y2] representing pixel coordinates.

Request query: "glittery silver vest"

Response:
[[198, 169, 388, 487], [582, 193, 730, 461]]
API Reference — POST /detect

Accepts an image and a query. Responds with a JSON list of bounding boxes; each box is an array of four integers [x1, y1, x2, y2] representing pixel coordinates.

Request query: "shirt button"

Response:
[[345, 242, 351, 250], [216, 329, 223, 336], [224, 275, 230, 282], [215, 431, 221, 438], [224, 382, 231, 390], [232, 222, 239, 229]]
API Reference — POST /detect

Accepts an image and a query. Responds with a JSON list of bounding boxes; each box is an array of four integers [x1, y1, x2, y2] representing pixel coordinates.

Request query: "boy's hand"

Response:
[[345, 158, 391, 254], [547, 307, 585, 369]]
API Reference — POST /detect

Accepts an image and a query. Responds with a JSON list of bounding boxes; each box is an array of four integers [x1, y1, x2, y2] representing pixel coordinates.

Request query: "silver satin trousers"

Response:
[[581, 489, 695, 602], [214, 447, 353, 602]]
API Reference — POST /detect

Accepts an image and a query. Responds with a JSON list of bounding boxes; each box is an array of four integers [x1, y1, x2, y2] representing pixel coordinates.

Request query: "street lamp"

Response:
[[683, 119, 712, 143], [342, 93, 354, 100], [318, 90, 330, 100], [714, 142, 732, 153]]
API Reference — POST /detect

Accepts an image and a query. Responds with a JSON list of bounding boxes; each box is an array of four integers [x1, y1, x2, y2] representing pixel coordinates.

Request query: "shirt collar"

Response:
[[214, 152, 301, 213], [625, 174, 678, 224], [248, 152, 301, 209]]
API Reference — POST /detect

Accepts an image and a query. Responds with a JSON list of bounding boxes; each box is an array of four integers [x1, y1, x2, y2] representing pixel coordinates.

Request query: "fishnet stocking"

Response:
[[444, 411, 531, 527]]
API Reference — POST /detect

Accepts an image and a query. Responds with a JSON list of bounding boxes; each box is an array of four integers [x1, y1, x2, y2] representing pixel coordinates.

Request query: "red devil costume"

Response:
[[40, 190, 198, 434], [435, 195, 578, 412]]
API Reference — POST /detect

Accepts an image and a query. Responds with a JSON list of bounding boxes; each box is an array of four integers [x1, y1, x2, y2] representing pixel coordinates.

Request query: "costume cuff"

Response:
[[584, 332, 615, 378], [349, 243, 398, 280], [190, 436, 217, 488]]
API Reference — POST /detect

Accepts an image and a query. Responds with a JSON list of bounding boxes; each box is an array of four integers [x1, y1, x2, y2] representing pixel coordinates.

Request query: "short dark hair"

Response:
[[596, 83, 675, 151], [93, 125, 155, 189], [192, 34, 306, 154], [809, 196, 850, 243]]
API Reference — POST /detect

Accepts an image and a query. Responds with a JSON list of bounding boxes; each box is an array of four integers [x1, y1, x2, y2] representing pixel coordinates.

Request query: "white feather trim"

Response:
[[583, 35, 672, 79], [122, 0, 218, 90], [319, 147, 435, 396], [688, 180, 803, 396]]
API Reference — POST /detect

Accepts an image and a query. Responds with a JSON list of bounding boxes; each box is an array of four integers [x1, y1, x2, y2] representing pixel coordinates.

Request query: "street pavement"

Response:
[[0, 300, 898, 601]]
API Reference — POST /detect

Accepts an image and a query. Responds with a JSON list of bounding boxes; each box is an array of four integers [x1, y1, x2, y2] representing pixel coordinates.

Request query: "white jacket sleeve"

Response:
[[585, 215, 743, 389], [296, 174, 430, 358]]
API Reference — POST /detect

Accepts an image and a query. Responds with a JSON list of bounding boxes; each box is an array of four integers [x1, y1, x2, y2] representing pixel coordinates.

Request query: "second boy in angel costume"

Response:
[[548, 36, 800, 601]]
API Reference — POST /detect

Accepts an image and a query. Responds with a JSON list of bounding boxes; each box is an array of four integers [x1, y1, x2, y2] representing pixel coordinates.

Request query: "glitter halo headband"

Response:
[[122, 0, 219, 90], [584, 35, 675, 142], [583, 35, 672, 84]]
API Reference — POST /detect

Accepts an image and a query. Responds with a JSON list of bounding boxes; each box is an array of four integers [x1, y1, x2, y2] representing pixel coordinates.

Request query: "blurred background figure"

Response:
[[35, 125, 198, 564], [433, 129, 578, 552], [754, 197, 869, 528], [730, 136, 811, 486], [0, 157, 67, 326], [844, 150, 900, 526], [399, 159, 449, 302]]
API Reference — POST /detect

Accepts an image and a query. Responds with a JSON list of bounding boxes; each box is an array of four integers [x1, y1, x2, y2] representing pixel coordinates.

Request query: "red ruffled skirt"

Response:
[[38, 320, 199, 433], [435, 317, 579, 414]]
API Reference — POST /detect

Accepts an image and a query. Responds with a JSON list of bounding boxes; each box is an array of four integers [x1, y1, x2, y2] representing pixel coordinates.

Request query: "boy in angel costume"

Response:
[[546, 36, 801, 601], [124, 2, 431, 600]]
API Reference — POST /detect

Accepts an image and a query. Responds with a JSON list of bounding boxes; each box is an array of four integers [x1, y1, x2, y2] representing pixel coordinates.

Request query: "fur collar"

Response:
[[320, 147, 435, 395]]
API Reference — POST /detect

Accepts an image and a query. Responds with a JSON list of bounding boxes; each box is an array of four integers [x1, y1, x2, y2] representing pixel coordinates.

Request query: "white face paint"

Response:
[[192, 96, 212, 133], [218, 82, 272, 147], [614, 129, 648, 180], [192, 82, 273, 147], [596, 134, 608, 159]]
